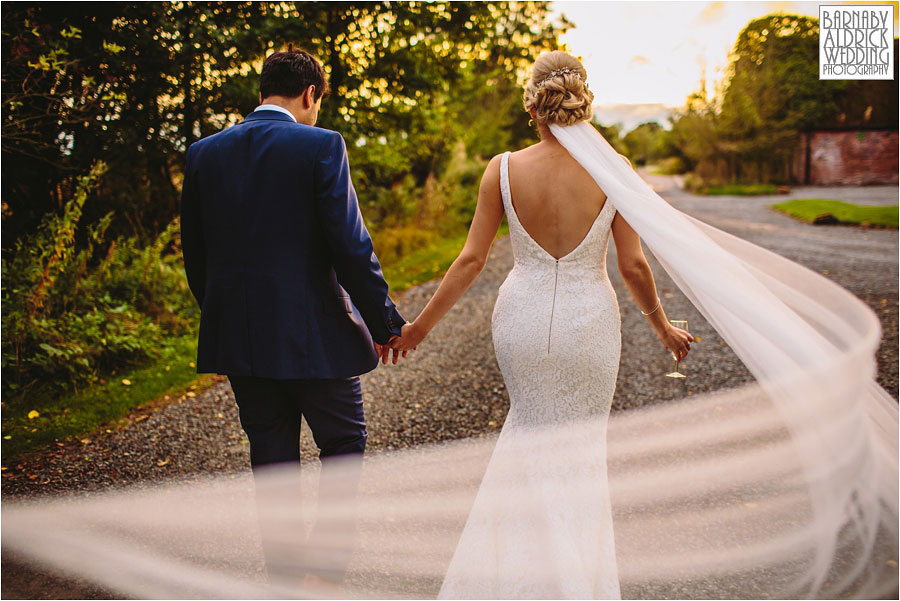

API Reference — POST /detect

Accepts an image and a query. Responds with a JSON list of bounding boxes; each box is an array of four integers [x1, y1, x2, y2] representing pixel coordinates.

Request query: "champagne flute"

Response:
[[665, 319, 688, 378]]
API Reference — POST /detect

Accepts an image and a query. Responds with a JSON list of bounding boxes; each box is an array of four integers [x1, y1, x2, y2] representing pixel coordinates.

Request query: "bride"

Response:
[[390, 51, 693, 598], [388, 47, 898, 599]]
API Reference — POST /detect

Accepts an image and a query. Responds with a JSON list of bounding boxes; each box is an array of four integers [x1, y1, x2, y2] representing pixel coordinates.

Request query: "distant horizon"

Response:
[[591, 101, 677, 133]]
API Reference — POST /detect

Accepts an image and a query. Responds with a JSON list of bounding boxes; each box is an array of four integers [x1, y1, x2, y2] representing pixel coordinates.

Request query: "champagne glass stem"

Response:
[[666, 319, 688, 378]]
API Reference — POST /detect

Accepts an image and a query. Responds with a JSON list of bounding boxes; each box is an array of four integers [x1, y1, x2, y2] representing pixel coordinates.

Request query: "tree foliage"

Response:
[[2, 2, 564, 244], [716, 15, 848, 178], [667, 13, 894, 185], [622, 121, 674, 164]]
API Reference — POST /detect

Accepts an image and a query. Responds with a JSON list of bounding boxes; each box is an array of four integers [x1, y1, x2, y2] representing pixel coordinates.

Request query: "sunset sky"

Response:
[[552, 0, 899, 107]]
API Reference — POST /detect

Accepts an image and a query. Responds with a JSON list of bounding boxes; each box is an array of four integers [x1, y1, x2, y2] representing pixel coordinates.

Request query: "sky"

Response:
[[551, 0, 899, 107]]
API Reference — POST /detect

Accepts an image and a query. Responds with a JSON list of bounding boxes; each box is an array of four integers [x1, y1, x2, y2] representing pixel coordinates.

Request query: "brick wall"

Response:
[[793, 129, 898, 185]]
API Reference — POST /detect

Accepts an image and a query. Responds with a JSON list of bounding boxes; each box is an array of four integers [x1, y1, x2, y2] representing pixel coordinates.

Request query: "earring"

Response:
[[528, 118, 534, 127]]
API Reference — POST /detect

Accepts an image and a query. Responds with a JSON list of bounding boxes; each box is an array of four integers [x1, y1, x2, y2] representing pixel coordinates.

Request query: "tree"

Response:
[[623, 121, 674, 164], [2, 3, 276, 242], [668, 77, 724, 175], [717, 14, 849, 182], [667, 13, 861, 184], [2, 2, 565, 244]]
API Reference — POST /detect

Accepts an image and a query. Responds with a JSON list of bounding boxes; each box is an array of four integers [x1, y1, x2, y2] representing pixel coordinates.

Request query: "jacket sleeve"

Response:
[[180, 144, 206, 307], [313, 131, 405, 344]]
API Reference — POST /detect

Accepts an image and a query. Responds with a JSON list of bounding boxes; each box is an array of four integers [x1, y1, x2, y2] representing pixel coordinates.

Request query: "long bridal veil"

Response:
[[548, 121, 898, 596], [3, 122, 897, 600]]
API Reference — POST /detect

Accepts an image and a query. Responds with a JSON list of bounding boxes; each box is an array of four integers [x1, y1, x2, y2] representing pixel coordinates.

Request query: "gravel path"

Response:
[[646, 172, 898, 396], [2, 172, 896, 598]]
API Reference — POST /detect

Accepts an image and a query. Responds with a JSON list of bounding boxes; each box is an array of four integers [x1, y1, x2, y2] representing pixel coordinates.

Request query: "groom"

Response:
[[180, 48, 406, 585]]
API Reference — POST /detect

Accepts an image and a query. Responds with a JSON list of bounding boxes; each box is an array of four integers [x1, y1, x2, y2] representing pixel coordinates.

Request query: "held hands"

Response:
[[659, 323, 694, 362], [374, 338, 407, 365], [390, 322, 426, 352], [373, 322, 426, 365]]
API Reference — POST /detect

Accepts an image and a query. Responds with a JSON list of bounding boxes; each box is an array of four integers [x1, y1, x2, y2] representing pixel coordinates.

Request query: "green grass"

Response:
[[1, 334, 211, 461], [701, 184, 779, 196], [383, 222, 509, 291], [772, 199, 899, 228]]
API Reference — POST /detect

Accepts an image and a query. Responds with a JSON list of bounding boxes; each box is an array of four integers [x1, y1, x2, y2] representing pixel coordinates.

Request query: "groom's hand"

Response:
[[374, 337, 408, 365], [389, 322, 424, 353]]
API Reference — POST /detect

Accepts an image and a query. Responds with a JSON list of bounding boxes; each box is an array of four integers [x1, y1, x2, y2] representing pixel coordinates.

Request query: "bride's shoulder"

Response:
[[506, 144, 546, 167], [481, 153, 503, 180], [474, 154, 505, 195], [480, 147, 532, 183], [481, 153, 508, 172]]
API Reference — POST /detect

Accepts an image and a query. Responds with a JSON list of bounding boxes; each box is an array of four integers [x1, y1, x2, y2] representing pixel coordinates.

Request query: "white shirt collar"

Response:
[[254, 104, 297, 122]]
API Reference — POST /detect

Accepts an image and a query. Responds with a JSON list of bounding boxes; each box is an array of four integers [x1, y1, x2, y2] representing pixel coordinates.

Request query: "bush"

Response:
[[2, 162, 197, 405], [651, 156, 687, 175], [681, 172, 708, 193], [370, 140, 486, 266], [372, 224, 440, 266]]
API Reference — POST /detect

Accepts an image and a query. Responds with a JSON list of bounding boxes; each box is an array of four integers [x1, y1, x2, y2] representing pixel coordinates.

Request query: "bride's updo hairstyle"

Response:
[[523, 51, 594, 127]]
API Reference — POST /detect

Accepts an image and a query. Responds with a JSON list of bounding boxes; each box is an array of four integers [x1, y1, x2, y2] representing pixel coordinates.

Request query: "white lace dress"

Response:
[[438, 152, 622, 599]]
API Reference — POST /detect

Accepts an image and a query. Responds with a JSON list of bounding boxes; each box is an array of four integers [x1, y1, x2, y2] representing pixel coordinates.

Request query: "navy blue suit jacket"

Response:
[[180, 110, 405, 378]]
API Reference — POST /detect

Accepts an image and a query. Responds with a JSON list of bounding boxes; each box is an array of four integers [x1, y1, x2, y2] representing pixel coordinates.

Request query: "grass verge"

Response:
[[701, 184, 780, 196], [1, 334, 211, 461], [383, 222, 509, 291], [772, 199, 898, 228]]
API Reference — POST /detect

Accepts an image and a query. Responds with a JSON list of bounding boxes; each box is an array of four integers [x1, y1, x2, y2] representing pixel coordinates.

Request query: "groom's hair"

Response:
[[259, 49, 330, 101]]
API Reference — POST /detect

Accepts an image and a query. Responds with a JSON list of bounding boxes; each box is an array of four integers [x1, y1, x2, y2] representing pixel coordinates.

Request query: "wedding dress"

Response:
[[438, 151, 623, 599]]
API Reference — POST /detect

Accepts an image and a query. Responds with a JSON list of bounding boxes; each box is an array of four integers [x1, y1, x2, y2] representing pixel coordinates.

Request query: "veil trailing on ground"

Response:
[[2, 122, 897, 600]]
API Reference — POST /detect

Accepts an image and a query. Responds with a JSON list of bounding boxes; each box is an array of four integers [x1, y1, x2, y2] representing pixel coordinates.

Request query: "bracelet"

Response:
[[640, 296, 661, 316]]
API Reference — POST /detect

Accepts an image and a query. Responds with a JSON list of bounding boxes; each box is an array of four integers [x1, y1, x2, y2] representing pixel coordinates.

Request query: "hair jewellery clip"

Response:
[[536, 67, 589, 90]]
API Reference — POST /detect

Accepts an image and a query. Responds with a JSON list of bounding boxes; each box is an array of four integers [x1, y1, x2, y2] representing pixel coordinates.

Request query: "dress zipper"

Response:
[[548, 259, 559, 354]]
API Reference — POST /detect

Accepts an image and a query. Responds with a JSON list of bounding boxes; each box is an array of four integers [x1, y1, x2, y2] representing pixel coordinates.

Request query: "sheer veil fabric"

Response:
[[1, 122, 898, 600], [548, 121, 899, 596]]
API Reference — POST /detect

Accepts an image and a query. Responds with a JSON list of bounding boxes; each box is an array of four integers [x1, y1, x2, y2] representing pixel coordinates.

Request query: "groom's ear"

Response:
[[303, 85, 316, 108]]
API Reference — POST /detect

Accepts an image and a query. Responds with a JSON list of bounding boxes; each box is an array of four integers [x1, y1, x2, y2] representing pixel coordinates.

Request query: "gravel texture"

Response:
[[2, 172, 897, 598], [645, 172, 898, 397]]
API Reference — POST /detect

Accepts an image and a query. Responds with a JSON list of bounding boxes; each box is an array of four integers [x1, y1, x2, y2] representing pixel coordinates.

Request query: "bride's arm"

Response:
[[611, 212, 694, 361], [389, 155, 505, 351]]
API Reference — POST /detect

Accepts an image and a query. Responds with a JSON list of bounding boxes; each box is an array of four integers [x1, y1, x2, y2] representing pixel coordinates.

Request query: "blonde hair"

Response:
[[523, 51, 594, 127]]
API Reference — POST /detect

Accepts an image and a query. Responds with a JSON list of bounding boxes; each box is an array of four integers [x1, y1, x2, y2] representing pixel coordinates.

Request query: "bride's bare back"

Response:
[[507, 142, 608, 261]]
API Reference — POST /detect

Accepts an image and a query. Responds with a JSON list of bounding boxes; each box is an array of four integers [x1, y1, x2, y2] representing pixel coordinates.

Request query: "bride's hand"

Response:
[[659, 323, 694, 362], [389, 321, 426, 352]]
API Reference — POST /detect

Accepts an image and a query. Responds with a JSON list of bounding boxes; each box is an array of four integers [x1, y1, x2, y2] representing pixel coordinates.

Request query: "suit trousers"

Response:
[[228, 375, 367, 465], [228, 375, 367, 588]]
